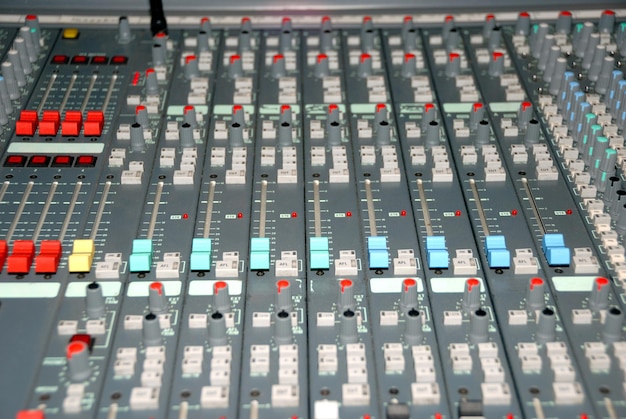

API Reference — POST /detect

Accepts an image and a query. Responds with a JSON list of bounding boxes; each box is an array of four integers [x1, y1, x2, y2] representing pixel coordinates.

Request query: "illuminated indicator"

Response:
[[376, 103, 386, 113], [237, 212, 244, 219], [519, 12, 530, 17], [291, 212, 297, 218], [346, 211, 352, 217], [214, 281, 227, 293], [400, 210, 407, 217], [150, 282, 163, 295], [566, 209, 573, 215], [317, 53, 328, 63], [277, 280, 290, 293], [186, 55, 197, 64], [455, 210, 461, 217], [511, 209, 518, 216], [132, 72, 140, 86], [182, 213, 189, 219], [273, 54, 284, 63]]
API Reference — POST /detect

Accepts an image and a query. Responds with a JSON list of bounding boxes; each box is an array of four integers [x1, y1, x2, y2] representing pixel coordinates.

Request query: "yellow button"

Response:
[[68, 253, 92, 273], [72, 239, 95, 256], [63, 28, 79, 39]]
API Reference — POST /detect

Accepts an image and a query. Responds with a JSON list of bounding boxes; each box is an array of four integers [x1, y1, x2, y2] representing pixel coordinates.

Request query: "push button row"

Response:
[[4, 154, 96, 168], [51, 54, 128, 65], [16, 110, 105, 137], [0, 239, 63, 274]]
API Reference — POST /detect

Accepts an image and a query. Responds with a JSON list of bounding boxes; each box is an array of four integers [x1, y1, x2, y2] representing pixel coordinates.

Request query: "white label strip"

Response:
[[370, 277, 424, 293], [0, 282, 61, 298], [430, 277, 485, 293], [127, 281, 181, 297], [551, 276, 597, 292], [65, 281, 122, 297], [188, 280, 243, 296], [8, 143, 105, 154]]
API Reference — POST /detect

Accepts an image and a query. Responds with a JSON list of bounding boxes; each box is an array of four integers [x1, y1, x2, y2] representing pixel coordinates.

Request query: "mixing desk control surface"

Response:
[[0, 8, 625, 419]]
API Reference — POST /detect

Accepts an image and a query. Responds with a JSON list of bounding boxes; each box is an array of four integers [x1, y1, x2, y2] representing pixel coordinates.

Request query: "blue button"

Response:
[[129, 252, 152, 272], [542, 234, 565, 253], [488, 249, 511, 268], [367, 236, 387, 251], [545, 246, 570, 266], [426, 236, 446, 250], [485, 235, 506, 250], [192, 238, 212, 253], [310, 251, 330, 269], [368, 249, 389, 269], [190, 252, 211, 271], [309, 237, 329, 251], [250, 251, 270, 270], [427, 249, 449, 268]]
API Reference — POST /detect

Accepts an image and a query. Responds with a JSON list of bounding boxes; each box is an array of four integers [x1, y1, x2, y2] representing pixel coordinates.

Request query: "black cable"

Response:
[[149, 0, 168, 36]]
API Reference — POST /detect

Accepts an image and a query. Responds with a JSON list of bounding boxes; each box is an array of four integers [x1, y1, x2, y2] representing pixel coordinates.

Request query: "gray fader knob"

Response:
[[130, 122, 145, 152], [404, 308, 423, 343], [145, 68, 159, 94], [402, 53, 416, 78], [524, 119, 540, 145], [66, 341, 91, 381], [183, 105, 197, 128], [118, 16, 132, 43], [595, 56, 615, 94], [476, 120, 491, 145], [483, 14, 496, 38], [152, 43, 166, 66], [238, 17, 252, 53], [340, 309, 358, 344], [470, 308, 489, 343], [376, 120, 391, 146], [320, 16, 333, 53], [279, 105, 293, 146], [184, 55, 199, 80], [589, 277, 610, 311], [599, 10, 616, 33], [574, 22, 593, 58], [2, 62, 20, 100], [149, 282, 168, 314], [209, 311, 228, 345], [213, 281, 231, 313], [518, 101, 533, 130], [197, 31, 210, 53], [400, 278, 418, 311], [338, 279, 356, 311], [426, 121, 440, 146], [603, 306, 623, 343], [279, 17, 293, 53], [135, 105, 149, 126], [526, 277, 545, 311], [536, 308, 556, 343], [327, 104, 342, 146], [276, 280, 293, 311], [514, 11, 531, 36], [488, 51, 504, 77], [445, 52, 461, 78], [229, 105, 245, 147], [13, 38, 32, 75], [469, 103, 485, 131], [421, 103, 436, 131], [555, 11, 572, 34], [228, 54, 243, 79], [445, 28, 460, 51], [200, 17, 212, 35], [315, 53, 330, 78], [179, 122, 195, 148], [272, 54, 286, 79], [143, 313, 162, 346], [275, 310, 293, 343], [487, 27, 501, 51], [360, 16, 375, 52], [402, 16, 417, 51], [86, 282, 106, 319], [19, 26, 38, 62], [358, 53, 373, 78], [588, 45, 606, 81], [8, 50, 25, 87], [462, 278, 481, 313]]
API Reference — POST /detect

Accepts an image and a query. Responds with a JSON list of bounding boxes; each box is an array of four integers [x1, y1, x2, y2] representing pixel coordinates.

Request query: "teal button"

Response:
[[192, 238, 212, 253], [251, 237, 270, 252], [132, 239, 153, 254], [368, 249, 389, 269], [129, 252, 152, 272], [190, 252, 211, 271], [310, 250, 330, 270], [309, 237, 329, 251], [250, 251, 270, 270]]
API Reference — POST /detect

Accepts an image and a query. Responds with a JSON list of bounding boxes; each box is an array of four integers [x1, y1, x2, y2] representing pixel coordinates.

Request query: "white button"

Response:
[[250, 356, 270, 374], [182, 358, 203, 375], [411, 383, 440, 405], [129, 387, 160, 410], [114, 360, 135, 376], [316, 312, 335, 327], [414, 367, 436, 383], [123, 315, 142, 330], [520, 355, 542, 372], [86, 319, 106, 335], [210, 357, 231, 372], [517, 342, 538, 356], [318, 356, 338, 373], [452, 355, 472, 372], [58, 320, 78, 335], [545, 342, 568, 357], [342, 383, 370, 406], [188, 313, 207, 329], [347, 367, 368, 384], [379, 310, 398, 326], [278, 368, 299, 384], [210, 370, 230, 386], [384, 355, 405, 372], [553, 382, 584, 405], [552, 365, 576, 382], [63, 396, 82, 414], [117, 347, 137, 362], [271, 384, 299, 407], [478, 342, 498, 358], [314, 400, 339, 419], [141, 371, 162, 388], [443, 311, 463, 325], [143, 358, 164, 373], [200, 386, 229, 408], [449, 343, 470, 357], [481, 383, 512, 405]]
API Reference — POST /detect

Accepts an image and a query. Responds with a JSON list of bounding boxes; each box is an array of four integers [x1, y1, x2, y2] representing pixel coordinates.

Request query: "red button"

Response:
[[62, 110, 83, 136], [91, 55, 108, 64], [15, 120, 37, 136], [111, 55, 128, 64], [28, 155, 50, 167], [7, 240, 36, 274], [83, 111, 104, 136], [71, 55, 89, 64], [35, 240, 62, 274], [16, 411, 45, 419], [4, 155, 26, 167], [51, 54, 69, 64], [75, 155, 96, 167], [52, 155, 73, 167], [0, 240, 7, 270]]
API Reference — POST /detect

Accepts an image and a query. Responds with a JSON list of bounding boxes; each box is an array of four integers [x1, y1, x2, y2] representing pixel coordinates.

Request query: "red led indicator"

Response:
[[201, 17, 210, 24], [363, 415, 371, 419], [291, 212, 297, 218], [322, 16, 331, 23], [26, 14, 37, 20], [346, 211, 352, 217], [400, 210, 407, 216], [566, 209, 573, 215], [282, 17, 292, 24], [91, 55, 108, 64], [132, 71, 140, 86], [111, 55, 128, 64], [435, 414, 443, 419], [155, 31, 167, 38], [603, 10, 615, 15], [182, 213, 189, 219], [506, 414, 514, 419], [242, 17, 251, 24], [404, 16, 413, 23], [237, 212, 244, 219], [511, 209, 518, 216], [580, 415, 589, 419], [52, 54, 69, 64], [363, 16, 372, 23], [455, 210, 462, 217]]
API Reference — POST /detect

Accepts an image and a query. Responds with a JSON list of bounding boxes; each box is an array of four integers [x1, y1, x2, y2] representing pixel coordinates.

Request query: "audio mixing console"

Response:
[[0, 6, 625, 419]]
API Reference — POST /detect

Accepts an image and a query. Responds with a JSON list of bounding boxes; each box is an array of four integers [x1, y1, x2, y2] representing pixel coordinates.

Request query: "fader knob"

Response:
[[86, 282, 106, 319], [404, 308, 423, 343], [587, 45, 606, 82], [213, 281, 231, 313], [537, 34, 554, 71], [135, 105, 149, 126], [142, 313, 162, 346], [0, 77, 14, 115], [152, 43, 166, 66], [526, 277, 545, 311], [603, 306, 623, 343], [275, 310, 293, 343], [118, 16, 132, 43], [603, 177, 622, 206], [66, 341, 91, 381], [338, 278, 356, 311], [179, 122, 195, 148], [581, 33, 600, 70], [25, 14, 41, 48], [276, 280, 293, 311], [487, 27, 501, 51], [13, 38, 32, 75], [445, 52, 461, 78], [589, 277, 610, 311], [272, 54, 286, 79], [327, 104, 342, 146], [279, 17, 293, 53], [361, 16, 375, 52], [530, 23, 549, 59], [228, 54, 243, 79], [475, 120, 490, 145], [19, 26, 37, 62], [358, 53, 373, 78], [617, 204, 626, 235], [421, 103, 436, 131], [536, 308, 556, 343], [400, 278, 418, 311], [197, 30, 210, 53], [595, 56, 615, 94], [555, 10, 572, 34], [402, 16, 417, 51], [402, 53, 416, 78], [376, 120, 391, 146], [130, 122, 145, 152], [200, 17, 212, 35], [426, 121, 440, 146], [514, 11, 530, 36], [523, 119, 540, 145], [153, 31, 167, 47], [548, 57, 567, 95], [209, 312, 228, 345], [340, 309, 358, 344], [483, 14, 496, 39], [488, 51, 504, 77], [278, 105, 293, 146], [610, 190, 626, 219], [145, 68, 159, 95], [183, 105, 197, 128], [518, 101, 533, 130], [184, 55, 199, 80], [149, 282, 168, 314], [469, 103, 485, 131], [442, 15, 455, 39], [543, 45, 561, 82], [470, 308, 489, 343], [598, 10, 616, 33], [8, 51, 25, 87], [238, 17, 252, 53], [314, 53, 330, 78], [229, 105, 245, 147], [445, 28, 460, 51], [2, 62, 20, 100], [319, 16, 333, 53], [0, 101, 7, 125], [462, 278, 481, 313], [574, 22, 593, 58]]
